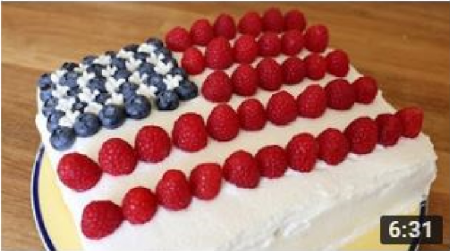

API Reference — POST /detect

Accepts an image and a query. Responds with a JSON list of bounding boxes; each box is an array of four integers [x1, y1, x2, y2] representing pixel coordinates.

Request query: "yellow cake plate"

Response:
[[31, 145, 423, 250]]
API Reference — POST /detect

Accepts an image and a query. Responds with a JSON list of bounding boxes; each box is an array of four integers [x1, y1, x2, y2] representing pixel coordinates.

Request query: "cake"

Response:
[[34, 8, 437, 250]]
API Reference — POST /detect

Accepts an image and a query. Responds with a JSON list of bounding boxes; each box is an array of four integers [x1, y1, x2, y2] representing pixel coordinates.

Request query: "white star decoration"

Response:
[[136, 84, 157, 99], [55, 97, 76, 112], [51, 85, 70, 99], [50, 69, 67, 83], [77, 71, 96, 89], [117, 49, 134, 60], [106, 92, 125, 106], [94, 55, 111, 65], [146, 52, 164, 65], [101, 65, 117, 78], [128, 71, 146, 85], [59, 110, 80, 128], [163, 74, 182, 90], [105, 78, 125, 93], [126, 57, 142, 72], [138, 43, 156, 54], [154, 60, 173, 75], [79, 89, 100, 103]]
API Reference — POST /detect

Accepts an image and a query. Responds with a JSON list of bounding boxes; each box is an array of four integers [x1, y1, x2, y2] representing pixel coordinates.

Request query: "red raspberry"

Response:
[[223, 150, 260, 188], [376, 114, 403, 146], [266, 91, 298, 126], [231, 64, 258, 96], [207, 104, 240, 142], [396, 107, 424, 138], [257, 58, 283, 91], [258, 32, 282, 57], [202, 70, 233, 102], [233, 35, 258, 64], [122, 187, 158, 224], [326, 49, 349, 77], [345, 117, 379, 154], [213, 14, 236, 39], [284, 9, 306, 31], [190, 19, 214, 46], [205, 37, 233, 70], [181, 47, 205, 75], [156, 170, 192, 211], [325, 79, 356, 110], [135, 125, 171, 163], [262, 7, 284, 32], [305, 25, 329, 52], [237, 98, 267, 131], [255, 145, 288, 179], [317, 128, 349, 165], [57, 153, 102, 192], [281, 29, 304, 56], [172, 113, 208, 152], [99, 138, 137, 176], [297, 84, 327, 118], [353, 76, 378, 104], [286, 133, 318, 172], [81, 200, 123, 239], [238, 11, 262, 36], [282, 56, 305, 84], [165, 26, 192, 52], [304, 53, 327, 80], [189, 163, 222, 200]]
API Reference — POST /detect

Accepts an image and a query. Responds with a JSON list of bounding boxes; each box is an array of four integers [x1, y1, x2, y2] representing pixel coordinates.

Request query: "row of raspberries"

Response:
[[80, 106, 425, 239], [201, 50, 349, 103], [57, 76, 378, 192]]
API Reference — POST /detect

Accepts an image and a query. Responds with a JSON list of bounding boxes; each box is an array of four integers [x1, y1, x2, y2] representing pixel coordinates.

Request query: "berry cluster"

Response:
[[80, 106, 424, 239]]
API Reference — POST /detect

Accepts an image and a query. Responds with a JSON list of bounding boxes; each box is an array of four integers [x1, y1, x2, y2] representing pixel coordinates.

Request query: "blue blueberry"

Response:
[[42, 97, 59, 117], [72, 101, 87, 112], [61, 62, 78, 71], [169, 67, 187, 79], [146, 37, 164, 48], [82, 55, 96, 66], [156, 90, 180, 111], [146, 74, 166, 94], [95, 93, 111, 104], [114, 69, 132, 80], [120, 82, 139, 100], [124, 44, 139, 52], [175, 80, 198, 101], [67, 86, 81, 97], [73, 113, 101, 137], [46, 110, 65, 132], [60, 71, 79, 88], [98, 104, 126, 129], [50, 127, 76, 150], [86, 63, 104, 76], [87, 77, 107, 92], [37, 73, 53, 89], [135, 51, 149, 61], [111, 57, 126, 70], [125, 95, 151, 119], [138, 63, 155, 77], [39, 88, 53, 102]]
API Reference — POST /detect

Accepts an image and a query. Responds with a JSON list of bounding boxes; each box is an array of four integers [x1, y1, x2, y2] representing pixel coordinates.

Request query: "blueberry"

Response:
[[146, 37, 164, 48], [39, 88, 53, 102], [46, 110, 65, 132], [73, 113, 101, 137], [114, 69, 132, 80], [72, 101, 87, 112], [123, 44, 139, 52], [135, 51, 149, 61], [146, 74, 166, 94], [67, 86, 81, 97], [95, 93, 111, 104], [82, 55, 97, 66], [125, 95, 151, 119], [86, 63, 104, 76], [61, 62, 78, 71], [169, 67, 187, 79], [156, 90, 180, 111], [87, 77, 107, 92], [50, 127, 76, 150], [98, 104, 126, 129], [60, 71, 79, 88], [138, 63, 155, 77], [120, 82, 139, 100], [37, 73, 53, 89], [175, 80, 198, 101], [111, 57, 126, 70], [42, 97, 59, 117], [155, 47, 172, 58]]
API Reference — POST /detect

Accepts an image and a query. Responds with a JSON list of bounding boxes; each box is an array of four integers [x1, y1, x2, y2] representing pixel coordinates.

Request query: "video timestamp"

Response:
[[380, 215, 443, 244]]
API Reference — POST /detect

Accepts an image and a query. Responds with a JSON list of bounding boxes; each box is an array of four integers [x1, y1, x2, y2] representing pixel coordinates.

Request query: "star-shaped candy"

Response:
[[58, 110, 80, 128], [146, 52, 164, 66], [136, 84, 157, 99], [77, 71, 96, 89], [138, 43, 156, 54], [101, 65, 118, 78], [125, 57, 142, 72], [106, 92, 125, 106], [93, 54, 112, 65], [154, 60, 173, 75], [55, 97, 76, 112], [105, 77, 125, 93], [79, 88, 100, 103], [128, 71, 146, 86], [163, 74, 182, 90], [52, 84, 70, 99]]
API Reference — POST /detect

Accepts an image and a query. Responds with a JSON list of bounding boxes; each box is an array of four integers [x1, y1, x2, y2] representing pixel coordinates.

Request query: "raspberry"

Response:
[[266, 91, 297, 126], [297, 84, 327, 118], [396, 107, 424, 138], [305, 25, 329, 52], [207, 104, 240, 141], [258, 32, 281, 57], [237, 98, 267, 131], [190, 19, 214, 46], [156, 170, 192, 211], [238, 11, 262, 36], [223, 150, 260, 188], [282, 56, 305, 84], [233, 35, 258, 64], [257, 58, 283, 91], [262, 7, 284, 32], [284, 9, 306, 31], [231, 64, 258, 96], [205, 37, 234, 70], [255, 145, 288, 179], [304, 53, 327, 80], [189, 163, 222, 200], [122, 187, 158, 224], [317, 128, 349, 165], [165, 26, 192, 52], [345, 117, 378, 154], [202, 70, 233, 102], [281, 29, 304, 56], [376, 114, 403, 146], [286, 133, 318, 172], [57, 153, 102, 192], [325, 79, 356, 110], [181, 47, 205, 75], [326, 49, 349, 77], [81, 201, 123, 239], [135, 125, 171, 163], [98, 138, 137, 176], [353, 76, 378, 104], [213, 14, 236, 39], [172, 113, 208, 152]]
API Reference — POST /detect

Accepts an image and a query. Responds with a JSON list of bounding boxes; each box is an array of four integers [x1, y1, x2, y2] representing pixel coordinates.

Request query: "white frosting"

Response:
[[35, 49, 437, 250]]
